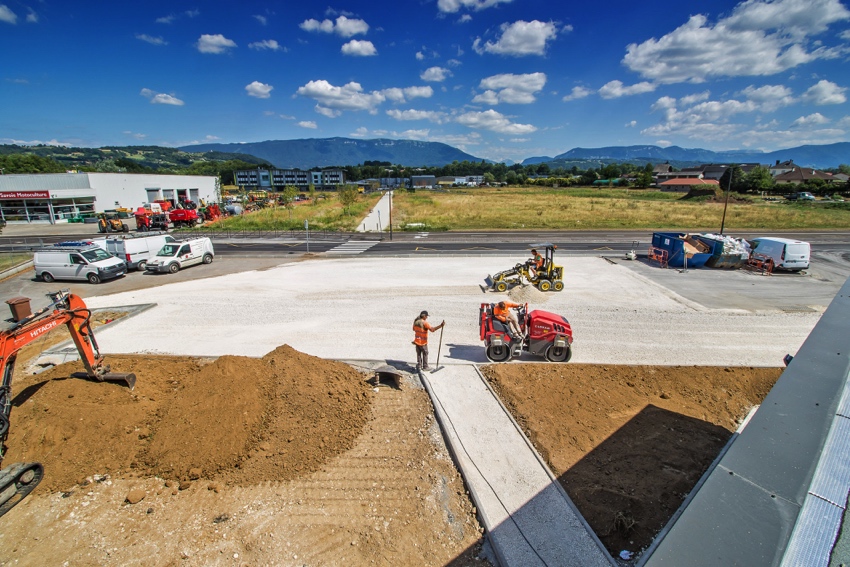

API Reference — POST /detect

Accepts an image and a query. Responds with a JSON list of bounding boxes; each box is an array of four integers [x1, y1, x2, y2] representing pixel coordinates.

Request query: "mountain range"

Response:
[[180, 138, 848, 170], [521, 143, 850, 170], [180, 138, 482, 170]]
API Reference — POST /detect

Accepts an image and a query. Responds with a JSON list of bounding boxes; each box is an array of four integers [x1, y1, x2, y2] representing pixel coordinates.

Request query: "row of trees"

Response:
[[2, 151, 847, 195]]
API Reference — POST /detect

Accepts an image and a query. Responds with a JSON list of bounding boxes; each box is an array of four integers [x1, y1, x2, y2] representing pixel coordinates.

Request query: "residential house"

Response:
[[773, 168, 835, 185]]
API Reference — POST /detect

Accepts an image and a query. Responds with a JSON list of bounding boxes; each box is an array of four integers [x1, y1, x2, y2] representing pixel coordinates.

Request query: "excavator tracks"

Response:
[[0, 462, 44, 517]]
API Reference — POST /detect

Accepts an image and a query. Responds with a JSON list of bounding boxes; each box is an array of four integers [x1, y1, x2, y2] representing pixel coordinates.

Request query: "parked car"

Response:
[[34, 244, 127, 284], [786, 192, 816, 201], [750, 237, 811, 272], [144, 237, 214, 274]]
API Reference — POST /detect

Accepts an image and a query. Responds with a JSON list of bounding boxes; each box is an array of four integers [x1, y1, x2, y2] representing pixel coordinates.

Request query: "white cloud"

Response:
[[626, 120, 637, 127], [473, 20, 559, 56], [341, 39, 377, 56], [416, 51, 425, 60], [296, 79, 386, 116], [386, 109, 447, 122], [598, 80, 656, 99], [839, 115, 850, 127], [421, 66, 452, 82], [437, 0, 513, 13], [398, 129, 430, 139], [156, 14, 176, 24], [459, 14, 472, 23], [792, 112, 830, 126], [25, 9, 37, 23], [473, 72, 547, 104], [123, 131, 147, 140], [249, 39, 284, 51], [136, 34, 167, 46], [624, 0, 850, 83], [351, 127, 369, 137], [802, 79, 847, 104], [245, 81, 273, 98], [562, 86, 591, 101], [254, 15, 267, 26], [298, 121, 318, 129], [841, 29, 850, 39], [196, 34, 237, 54], [380, 86, 434, 103], [0, 5, 17, 24], [455, 109, 537, 134], [739, 84, 795, 110], [656, 140, 673, 147], [738, 126, 846, 147], [680, 91, 711, 106], [447, 58, 462, 67], [300, 15, 368, 37], [140, 88, 185, 106]]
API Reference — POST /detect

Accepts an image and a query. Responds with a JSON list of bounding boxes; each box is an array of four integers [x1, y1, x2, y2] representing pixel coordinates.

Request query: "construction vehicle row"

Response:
[[0, 291, 135, 517]]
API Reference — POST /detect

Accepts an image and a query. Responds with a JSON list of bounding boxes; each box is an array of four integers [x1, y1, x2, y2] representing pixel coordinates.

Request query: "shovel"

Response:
[[432, 324, 445, 373]]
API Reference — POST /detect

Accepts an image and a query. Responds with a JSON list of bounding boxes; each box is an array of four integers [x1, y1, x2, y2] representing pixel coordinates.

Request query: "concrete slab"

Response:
[[420, 364, 612, 567], [81, 256, 821, 367]]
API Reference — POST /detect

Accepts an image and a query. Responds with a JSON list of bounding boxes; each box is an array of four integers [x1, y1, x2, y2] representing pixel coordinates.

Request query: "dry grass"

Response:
[[390, 187, 850, 230]]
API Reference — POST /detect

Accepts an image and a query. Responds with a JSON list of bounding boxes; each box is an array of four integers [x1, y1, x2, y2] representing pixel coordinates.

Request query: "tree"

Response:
[[280, 185, 298, 220], [308, 184, 317, 205], [505, 170, 518, 185], [744, 166, 775, 193], [338, 185, 359, 214], [635, 170, 653, 188], [483, 172, 496, 185], [718, 164, 746, 193]]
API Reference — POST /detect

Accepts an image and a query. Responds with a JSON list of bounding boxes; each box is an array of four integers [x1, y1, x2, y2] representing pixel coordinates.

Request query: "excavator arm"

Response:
[[0, 290, 135, 517]]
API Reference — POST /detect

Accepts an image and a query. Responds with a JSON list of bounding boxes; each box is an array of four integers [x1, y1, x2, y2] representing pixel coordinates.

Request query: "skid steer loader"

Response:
[[485, 243, 564, 292]]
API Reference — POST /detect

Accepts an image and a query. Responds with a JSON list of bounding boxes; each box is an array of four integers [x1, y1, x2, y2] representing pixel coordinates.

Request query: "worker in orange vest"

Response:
[[494, 301, 522, 339], [412, 311, 444, 370]]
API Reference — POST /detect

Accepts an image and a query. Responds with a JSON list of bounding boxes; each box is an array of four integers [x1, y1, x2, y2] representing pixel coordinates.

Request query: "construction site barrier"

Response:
[[745, 253, 774, 276], [648, 246, 669, 268]]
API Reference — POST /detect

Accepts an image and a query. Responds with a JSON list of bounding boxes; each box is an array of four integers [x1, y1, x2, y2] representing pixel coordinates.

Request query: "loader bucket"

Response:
[[484, 274, 495, 288]]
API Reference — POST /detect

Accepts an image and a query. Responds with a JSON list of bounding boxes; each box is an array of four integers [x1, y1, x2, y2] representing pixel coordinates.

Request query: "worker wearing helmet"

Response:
[[494, 301, 522, 339], [413, 311, 444, 370]]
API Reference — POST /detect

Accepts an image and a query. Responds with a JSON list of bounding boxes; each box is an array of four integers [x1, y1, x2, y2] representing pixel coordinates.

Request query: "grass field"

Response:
[[0, 253, 33, 272], [208, 187, 850, 232]]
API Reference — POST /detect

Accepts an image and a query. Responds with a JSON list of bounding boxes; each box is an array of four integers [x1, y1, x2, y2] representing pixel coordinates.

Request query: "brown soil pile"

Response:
[[5, 345, 372, 492], [482, 363, 782, 556]]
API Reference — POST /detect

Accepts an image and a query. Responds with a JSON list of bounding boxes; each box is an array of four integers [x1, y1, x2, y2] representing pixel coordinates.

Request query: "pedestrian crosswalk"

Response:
[[325, 240, 380, 255]]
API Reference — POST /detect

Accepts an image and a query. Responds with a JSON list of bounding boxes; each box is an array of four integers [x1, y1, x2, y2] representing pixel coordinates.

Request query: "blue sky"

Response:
[[1, 0, 849, 163]]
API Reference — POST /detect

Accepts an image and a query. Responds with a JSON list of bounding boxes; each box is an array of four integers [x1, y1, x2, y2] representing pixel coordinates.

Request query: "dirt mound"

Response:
[[507, 283, 550, 304], [482, 363, 782, 556], [4, 345, 372, 493]]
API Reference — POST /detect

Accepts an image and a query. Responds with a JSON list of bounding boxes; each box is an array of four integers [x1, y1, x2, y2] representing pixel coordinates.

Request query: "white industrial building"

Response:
[[0, 173, 218, 224]]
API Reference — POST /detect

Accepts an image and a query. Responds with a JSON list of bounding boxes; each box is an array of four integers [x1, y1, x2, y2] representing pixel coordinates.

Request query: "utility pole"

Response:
[[389, 190, 393, 241], [720, 166, 733, 235]]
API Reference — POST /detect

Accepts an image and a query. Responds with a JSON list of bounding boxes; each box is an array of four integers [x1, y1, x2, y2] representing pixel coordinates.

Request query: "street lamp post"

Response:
[[389, 190, 393, 241]]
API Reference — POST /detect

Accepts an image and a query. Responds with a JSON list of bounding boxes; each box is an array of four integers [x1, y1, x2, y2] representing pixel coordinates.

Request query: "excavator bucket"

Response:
[[72, 371, 136, 390], [103, 372, 136, 390]]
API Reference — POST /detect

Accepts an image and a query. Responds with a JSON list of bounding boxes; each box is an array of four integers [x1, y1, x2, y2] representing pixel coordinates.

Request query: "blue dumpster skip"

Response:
[[651, 232, 711, 268]]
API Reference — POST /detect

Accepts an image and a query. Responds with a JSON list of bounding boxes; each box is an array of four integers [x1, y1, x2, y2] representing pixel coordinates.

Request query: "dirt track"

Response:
[[1, 341, 780, 565]]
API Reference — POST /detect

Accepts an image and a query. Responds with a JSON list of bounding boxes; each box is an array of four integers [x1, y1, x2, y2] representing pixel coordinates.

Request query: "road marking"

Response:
[[325, 241, 380, 255], [593, 246, 614, 251], [415, 247, 438, 251], [462, 246, 499, 251]]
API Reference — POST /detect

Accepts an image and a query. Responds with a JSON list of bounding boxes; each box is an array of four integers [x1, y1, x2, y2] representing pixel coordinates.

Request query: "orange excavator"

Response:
[[0, 290, 135, 517]]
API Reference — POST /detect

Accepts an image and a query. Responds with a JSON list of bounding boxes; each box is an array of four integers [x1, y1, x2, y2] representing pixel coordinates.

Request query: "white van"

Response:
[[106, 232, 177, 271], [750, 237, 811, 271], [145, 237, 214, 274], [34, 244, 127, 284]]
